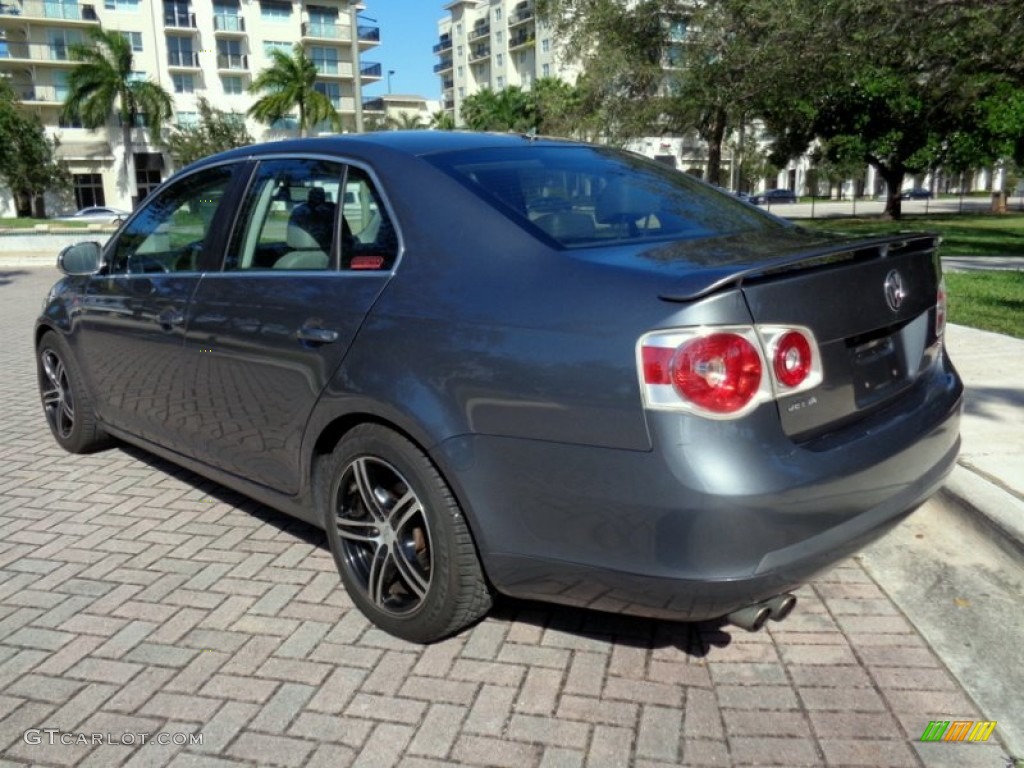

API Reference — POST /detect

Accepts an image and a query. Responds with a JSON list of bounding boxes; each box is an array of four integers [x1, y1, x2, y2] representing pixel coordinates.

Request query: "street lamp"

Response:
[[387, 70, 395, 94]]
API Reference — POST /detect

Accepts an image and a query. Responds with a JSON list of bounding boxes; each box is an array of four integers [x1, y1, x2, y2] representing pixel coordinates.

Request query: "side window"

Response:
[[341, 167, 398, 271], [227, 158, 343, 271], [108, 165, 234, 274]]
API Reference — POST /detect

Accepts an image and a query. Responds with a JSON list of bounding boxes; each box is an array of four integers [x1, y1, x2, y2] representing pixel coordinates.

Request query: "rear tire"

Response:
[[37, 330, 110, 454], [321, 424, 491, 643]]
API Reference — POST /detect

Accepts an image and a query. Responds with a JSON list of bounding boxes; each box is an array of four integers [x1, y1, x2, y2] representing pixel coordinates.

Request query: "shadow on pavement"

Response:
[[963, 384, 1024, 419], [0, 270, 28, 287]]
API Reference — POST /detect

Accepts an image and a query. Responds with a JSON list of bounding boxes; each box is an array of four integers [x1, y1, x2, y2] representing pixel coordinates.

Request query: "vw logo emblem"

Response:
[[884, 269, 906, 312]]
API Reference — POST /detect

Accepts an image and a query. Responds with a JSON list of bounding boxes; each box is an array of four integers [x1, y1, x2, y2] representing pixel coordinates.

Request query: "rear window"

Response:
[[425, 146, 786, 247]]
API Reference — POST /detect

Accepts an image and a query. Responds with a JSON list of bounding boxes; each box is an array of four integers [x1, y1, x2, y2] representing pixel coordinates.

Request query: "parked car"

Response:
[[36, 132, 962, 643], [52, 206, 131, 224], [750, 188, 798, 205], [901, 187, 934, 200]]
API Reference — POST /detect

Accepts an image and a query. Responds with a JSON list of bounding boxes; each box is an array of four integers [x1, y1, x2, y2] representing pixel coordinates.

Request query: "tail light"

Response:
[[935, 277, 947, 338], [639, 325, 822, 418]]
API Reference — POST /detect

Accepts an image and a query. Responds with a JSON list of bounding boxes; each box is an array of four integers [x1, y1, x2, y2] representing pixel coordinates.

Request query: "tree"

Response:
[[163, 97, 254, 168], [388, 112, 427, 130], [461, 86, 537, 132], [248, 45, 338, 137], [430, 110, 456, 130], [0, 81, 70, 217], [753, 0, 1024, 218], [63, 27, 172, 205]]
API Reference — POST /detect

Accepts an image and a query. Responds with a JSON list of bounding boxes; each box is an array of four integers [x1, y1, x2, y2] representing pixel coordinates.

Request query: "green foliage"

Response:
[[461, 87, 536, 132], [388, 112, 427, 130], [163, 97, 254, 167], [64, 28, 173, 139], [430, 110, 456, 130], [248, 45, 338, 137], [0, 81, 70, 217], [945, 270, 1024, 339]]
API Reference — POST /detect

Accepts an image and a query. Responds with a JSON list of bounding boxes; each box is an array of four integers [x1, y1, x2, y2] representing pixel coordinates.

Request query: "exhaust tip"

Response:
[[726, 604, 772, 632], [766, 594, 797, 622]]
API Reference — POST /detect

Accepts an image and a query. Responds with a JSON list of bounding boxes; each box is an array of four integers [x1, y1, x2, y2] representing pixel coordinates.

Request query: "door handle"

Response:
[[158, 307, 185, 332], [296, 326, 339, 344]]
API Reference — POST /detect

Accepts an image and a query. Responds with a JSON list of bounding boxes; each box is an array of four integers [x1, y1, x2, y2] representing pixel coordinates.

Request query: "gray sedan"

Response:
[[36, 132, 962, 642]]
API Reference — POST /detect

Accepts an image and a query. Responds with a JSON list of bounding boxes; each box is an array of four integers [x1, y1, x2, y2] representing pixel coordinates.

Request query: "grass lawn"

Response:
[[800, 212, 1024, 257], [0, 217, 93, 230], [945, 271, 1024, 339]]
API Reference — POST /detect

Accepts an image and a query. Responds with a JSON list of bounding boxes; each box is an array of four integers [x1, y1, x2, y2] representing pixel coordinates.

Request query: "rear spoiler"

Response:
[[659, 234, 940, 302]]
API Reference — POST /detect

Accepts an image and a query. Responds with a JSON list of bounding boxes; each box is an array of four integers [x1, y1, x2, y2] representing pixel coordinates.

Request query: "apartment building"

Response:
[[434, 0, 575, 122], [0, 0, 380, 214]]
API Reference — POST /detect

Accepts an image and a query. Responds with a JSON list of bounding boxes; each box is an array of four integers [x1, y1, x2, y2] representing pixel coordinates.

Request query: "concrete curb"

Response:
[[941, 463, 1024, 562]]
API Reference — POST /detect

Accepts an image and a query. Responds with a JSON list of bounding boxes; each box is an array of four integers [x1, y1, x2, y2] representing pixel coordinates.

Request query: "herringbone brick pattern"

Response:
[[0, 269, 1009, 767]]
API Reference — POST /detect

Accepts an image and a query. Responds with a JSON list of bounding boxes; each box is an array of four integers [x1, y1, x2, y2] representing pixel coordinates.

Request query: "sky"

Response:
[[360, 2, 448, 102]]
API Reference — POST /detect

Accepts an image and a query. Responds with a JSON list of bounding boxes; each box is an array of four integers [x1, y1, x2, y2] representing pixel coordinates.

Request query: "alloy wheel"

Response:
[[40, 349, 75, 440], [334, 456, 433, 616]]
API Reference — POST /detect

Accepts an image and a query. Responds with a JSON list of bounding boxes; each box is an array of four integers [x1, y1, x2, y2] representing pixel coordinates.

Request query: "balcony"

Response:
[[468, 45, 490, 62], [362, 97, 385, 112], [468, 24, 490, 41], [164, 11, 197, 30], [357, 24, 379, 44], [313, 60, 354, 78], [432, 36, 451, 54], [302, 21, 350, 42], [508, 29, 535, 50], [433, 57, 453, 73], [441, 78, 454, 90], [17, 84, 66, 103], [509, 7, 535, 27], [0, 41, 74, 63], [213, 14, 245, 34], [217, 53, 248, 71], [167, 50, 199, 69], [0, 1, 99, 24], [360, 61, 381, 79]]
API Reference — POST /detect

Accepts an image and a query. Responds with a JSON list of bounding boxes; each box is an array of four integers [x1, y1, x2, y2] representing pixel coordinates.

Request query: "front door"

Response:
[[76, 164, 238, 452], [183, 158, 399, 494]]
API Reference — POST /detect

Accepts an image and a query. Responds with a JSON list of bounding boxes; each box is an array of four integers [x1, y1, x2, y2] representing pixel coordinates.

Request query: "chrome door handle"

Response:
[[296, 326, 339, 344]]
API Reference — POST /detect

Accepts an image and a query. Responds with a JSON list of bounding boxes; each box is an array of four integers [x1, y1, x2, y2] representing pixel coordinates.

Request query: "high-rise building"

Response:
[[0, 0, 380, 214], [434, 0, 576, 122]]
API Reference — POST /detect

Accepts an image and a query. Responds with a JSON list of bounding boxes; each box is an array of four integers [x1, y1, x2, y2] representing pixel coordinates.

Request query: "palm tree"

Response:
[[63, 28, 172, 204], [388, 112, 426, 130], [248, 45, 337, 137], [429, 110, 456, 130]]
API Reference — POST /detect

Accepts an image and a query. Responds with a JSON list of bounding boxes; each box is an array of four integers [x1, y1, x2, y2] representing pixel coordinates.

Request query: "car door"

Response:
[[183, 158, 399, 494], [75, 163, 240, 452]]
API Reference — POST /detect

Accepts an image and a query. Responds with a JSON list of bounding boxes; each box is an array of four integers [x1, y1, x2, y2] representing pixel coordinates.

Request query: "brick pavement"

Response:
[[0, 268, 1012, 767]]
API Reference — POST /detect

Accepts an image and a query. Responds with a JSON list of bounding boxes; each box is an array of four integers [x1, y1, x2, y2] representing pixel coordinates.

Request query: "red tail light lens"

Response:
[[639, 325, 821, 419], [672, 333, 763, 413], [772, 330, 812, 388]]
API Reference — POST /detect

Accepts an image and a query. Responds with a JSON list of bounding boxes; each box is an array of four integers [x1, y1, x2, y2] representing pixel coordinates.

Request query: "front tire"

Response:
[[37, 330, 109, 454], [321, 425, 491, 643]]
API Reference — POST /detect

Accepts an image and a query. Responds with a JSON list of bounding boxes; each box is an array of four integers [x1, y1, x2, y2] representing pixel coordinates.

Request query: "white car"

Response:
[[53, 206, 131, 224]]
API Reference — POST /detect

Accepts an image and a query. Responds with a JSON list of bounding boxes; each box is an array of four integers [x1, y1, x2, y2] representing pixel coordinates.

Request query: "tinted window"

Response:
[[107, 165, 235, 274], [227, 158, 344, 271], [341, 167, 399, 271], [426, 146, 785, 247]]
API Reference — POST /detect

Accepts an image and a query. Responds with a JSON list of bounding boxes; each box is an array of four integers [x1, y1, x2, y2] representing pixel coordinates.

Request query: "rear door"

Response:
[[182, 157, 399, 494]]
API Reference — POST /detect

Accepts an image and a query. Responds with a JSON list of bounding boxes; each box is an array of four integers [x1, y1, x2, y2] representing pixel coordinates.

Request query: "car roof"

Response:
[[190, 130, 585, 170]]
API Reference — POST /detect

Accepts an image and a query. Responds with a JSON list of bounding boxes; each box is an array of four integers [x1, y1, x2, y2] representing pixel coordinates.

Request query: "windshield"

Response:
[[426, 145, 788, 248]]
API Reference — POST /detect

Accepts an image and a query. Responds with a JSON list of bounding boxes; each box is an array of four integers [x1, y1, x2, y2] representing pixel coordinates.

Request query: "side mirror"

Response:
[[57, 242, 102, 276]]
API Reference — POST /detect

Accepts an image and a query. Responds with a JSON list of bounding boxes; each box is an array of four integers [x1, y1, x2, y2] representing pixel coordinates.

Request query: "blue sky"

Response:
[[361, 2, 447, 101]]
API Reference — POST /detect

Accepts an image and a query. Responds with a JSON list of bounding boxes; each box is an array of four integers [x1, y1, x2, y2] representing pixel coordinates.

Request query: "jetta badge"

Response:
[[884, 269, 906, 312]]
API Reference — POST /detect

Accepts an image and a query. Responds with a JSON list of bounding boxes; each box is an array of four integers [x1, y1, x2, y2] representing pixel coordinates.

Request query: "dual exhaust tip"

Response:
[[726, 593, 797, 632]]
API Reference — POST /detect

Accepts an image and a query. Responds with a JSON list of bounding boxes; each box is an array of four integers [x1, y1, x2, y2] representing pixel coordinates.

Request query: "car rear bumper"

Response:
[[433, 353, 962, 622]]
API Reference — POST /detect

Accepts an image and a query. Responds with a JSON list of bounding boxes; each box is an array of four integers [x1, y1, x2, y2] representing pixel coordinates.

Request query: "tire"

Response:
[[37, 330, 110, 454], [321, 424, 492, 643]]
